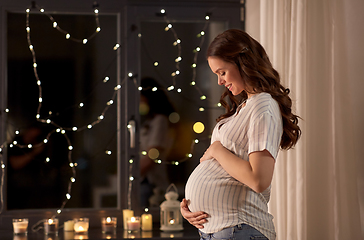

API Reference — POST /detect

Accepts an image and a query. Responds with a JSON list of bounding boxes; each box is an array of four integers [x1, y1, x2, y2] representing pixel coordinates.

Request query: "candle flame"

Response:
[[106, 217, 111, 223], [78, 226, 84, 231], [169, 219, 175, 224], [48, 219, 53, 224], [131, 217, 136, 222]]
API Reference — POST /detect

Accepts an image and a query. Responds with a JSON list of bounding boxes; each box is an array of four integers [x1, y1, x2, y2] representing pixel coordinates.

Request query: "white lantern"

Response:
[[160, 184, 183, 232]]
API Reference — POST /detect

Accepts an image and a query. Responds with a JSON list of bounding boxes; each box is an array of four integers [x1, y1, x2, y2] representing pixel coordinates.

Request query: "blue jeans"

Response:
[[198, 224, 268, 240]]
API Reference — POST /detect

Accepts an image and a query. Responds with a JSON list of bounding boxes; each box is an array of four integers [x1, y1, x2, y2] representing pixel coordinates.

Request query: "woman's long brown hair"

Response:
[[207, 29, 301, 150]]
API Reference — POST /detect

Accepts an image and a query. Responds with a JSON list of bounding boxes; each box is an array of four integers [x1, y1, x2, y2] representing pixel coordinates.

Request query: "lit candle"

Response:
[[12, 218, 28, 234], [64, 220, 74, 231], [101, 217, 117, 233], [44, 218, 59, 235], [127, 216, 140, 232], [141, 213, 153, 231], [74, 218, 89, 233], [122, 209, 134, 230]]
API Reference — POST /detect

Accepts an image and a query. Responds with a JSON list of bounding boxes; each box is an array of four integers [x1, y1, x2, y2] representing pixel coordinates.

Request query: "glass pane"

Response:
[[139, 21, 225, 209], [6, 12, 118, 209]]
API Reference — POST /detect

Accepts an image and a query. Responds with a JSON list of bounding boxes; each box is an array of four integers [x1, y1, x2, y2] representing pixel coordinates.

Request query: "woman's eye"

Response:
[[220, 72, 226, 76]]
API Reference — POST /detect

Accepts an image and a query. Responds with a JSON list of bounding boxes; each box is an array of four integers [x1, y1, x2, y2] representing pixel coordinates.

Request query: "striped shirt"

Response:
[[185, 92, 283, 240]]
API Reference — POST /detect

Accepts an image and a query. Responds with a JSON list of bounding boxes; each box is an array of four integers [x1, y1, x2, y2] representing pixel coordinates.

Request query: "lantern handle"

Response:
[[166, 183, 178, 193]]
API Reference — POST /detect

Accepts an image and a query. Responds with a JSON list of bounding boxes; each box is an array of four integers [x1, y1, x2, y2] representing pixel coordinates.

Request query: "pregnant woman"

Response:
[[181, 29, 301, 240]]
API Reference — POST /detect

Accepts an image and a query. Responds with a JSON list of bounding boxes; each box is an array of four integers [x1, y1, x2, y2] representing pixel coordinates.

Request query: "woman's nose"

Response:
[[218, 77, 224, 85]]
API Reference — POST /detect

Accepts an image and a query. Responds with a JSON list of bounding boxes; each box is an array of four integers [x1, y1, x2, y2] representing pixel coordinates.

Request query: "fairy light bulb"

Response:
[[160, 9, 165, 14], [199, 107, 205, 112], [156, 160, 162, 164], [83, 39, 88, 44], [152, 87, 157, 92], [200, 95, 206, 100], [39, 97, 42, 102], [15, 130, 19, 135], [94, 9, 99, 14], [107, 100, 114, 105], [175, 56, 182, 62], [56, 128, 61, 133], [129, 159, 134, 163], [114, 85, 121, 90], [79, 103, 84, 107], [26, 8, 30, 13], [61, 129, 66, 134], [191, 81, 196, 86], [128, 72, 133, 78], [46, 119, 51, 124], [103, 76, 109, 82], [138, 86, 143, 91], [71, 177, 76, 182], [194, 139, 199, 144], [129, 176, 134, 181], [205, 15, 210, 20], [40, 8, 45, 13], [167, 85, 174, 91], [29, 45, 33, 50], [66, 193, 71, 199], [96, 27, 101, 32], [44, 139, 48, 143], [106, 150, 112, 155], [113, 43, 120, 50], [98, 115, 104, 120], [28, 144, 32, 148], [154, 61, 159, 66], [66, 33, 70, 39], [13, 141, 18, 145], [53, 22, 57, 28], [177, 88, 182, 93], [192, 63, 197, 68], [37, 80, 41, 85], [5, 108, 9, 113], [176, 70, 180, 75], [87, 124, 92, 129], [68, 146, 73, 150], [36, 114, 40, 119], [187, 153, 193, 158], [33, 63, 37, 68], [57, 209, 61, 214], [141, 151, 147, 156], [46, 157, 50, 162], [72, 127, 77, 131]]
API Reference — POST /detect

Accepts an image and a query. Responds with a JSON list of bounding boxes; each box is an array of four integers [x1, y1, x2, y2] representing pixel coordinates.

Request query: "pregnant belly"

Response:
[[185, 159, 244, 214]]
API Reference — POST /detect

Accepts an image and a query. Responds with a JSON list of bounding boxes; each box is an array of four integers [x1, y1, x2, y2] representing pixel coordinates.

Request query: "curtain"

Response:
[[245, 0, 364, 239]]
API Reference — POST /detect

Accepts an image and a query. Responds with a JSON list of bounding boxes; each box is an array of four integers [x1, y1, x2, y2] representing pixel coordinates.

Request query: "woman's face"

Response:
[[208, 56, 245, 96]]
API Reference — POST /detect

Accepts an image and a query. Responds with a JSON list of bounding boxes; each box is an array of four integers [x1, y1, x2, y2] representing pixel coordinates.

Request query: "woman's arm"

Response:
[[200, 141, 275, 193]]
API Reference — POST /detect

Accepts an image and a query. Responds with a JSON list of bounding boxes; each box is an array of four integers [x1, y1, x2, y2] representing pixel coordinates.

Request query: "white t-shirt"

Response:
[[185, 92, 283, 240]]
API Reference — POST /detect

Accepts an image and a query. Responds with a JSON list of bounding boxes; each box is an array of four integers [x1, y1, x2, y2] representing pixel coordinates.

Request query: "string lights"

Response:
[[0, 3, 121, 217], [0, 4, 224, 223], [135, 9, 218, 167]]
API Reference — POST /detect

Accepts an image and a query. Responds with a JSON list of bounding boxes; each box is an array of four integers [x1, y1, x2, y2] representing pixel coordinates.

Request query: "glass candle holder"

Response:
[[12, 218, 28, 235], [44, 218, 59, 235], [126, 216, 140, 232], [73, 218, 89, 233], [101, 217, 117, 233]]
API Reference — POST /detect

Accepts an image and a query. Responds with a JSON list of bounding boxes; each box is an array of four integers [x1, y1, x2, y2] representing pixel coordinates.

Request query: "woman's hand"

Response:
[[200, 141, 224, 163], [180, 199, 209, 229]]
